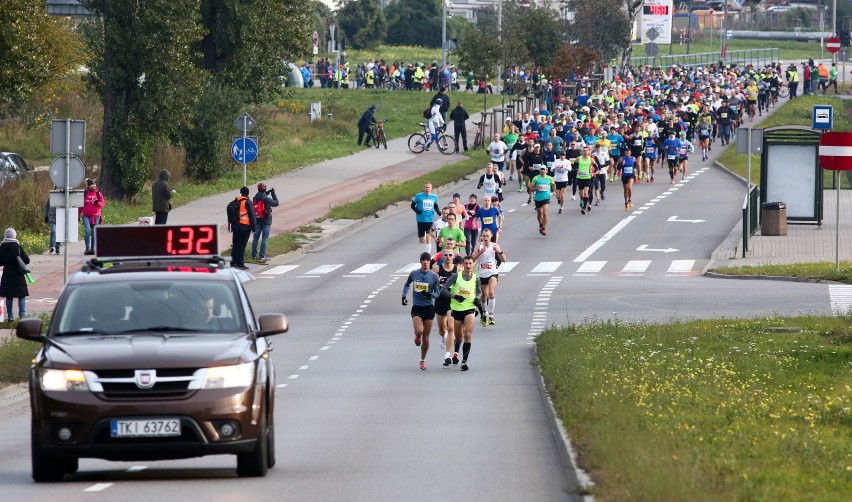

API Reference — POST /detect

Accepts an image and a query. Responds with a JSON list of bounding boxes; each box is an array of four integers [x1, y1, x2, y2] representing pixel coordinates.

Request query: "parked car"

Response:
[[0, 153, 18, 187], [2, 151, 33, 175]]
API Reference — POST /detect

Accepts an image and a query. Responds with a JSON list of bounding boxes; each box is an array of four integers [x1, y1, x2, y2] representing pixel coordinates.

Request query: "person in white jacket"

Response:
[[425, 103, 444, 151]]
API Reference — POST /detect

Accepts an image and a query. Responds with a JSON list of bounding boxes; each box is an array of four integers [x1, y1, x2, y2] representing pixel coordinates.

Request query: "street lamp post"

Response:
[[442, 1, 447, 69]]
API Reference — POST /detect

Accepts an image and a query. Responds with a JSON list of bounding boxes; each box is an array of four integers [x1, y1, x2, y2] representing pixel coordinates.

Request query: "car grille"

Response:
[[88, 368, 201, 400]]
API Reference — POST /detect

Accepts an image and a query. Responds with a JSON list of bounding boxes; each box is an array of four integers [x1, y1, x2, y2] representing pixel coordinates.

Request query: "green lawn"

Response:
[[709, 261, 852, 282], [642, 37, 827, 62], [537, 316, 852, 501]]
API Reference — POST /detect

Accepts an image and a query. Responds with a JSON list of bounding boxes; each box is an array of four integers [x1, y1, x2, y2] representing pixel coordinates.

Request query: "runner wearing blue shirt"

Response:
[[411, 182, 440, 252], [531, 165, 556, 235], [677, 131, 695, 181], [606, 128, 625, 182], [402, 252, 442, 370], [621, 155, 636, 211], [643, 134, 657, 183], [662, 131, 681, 184], [475, 196, 502, 241]]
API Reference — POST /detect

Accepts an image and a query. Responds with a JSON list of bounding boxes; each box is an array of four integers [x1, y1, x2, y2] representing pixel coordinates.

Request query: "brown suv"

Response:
[[17, 248, 287, 482]]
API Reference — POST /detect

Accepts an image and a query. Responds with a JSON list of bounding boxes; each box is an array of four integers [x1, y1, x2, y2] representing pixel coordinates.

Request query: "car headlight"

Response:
[[202, 362, 255, 389], [40, 369, 89, 391]]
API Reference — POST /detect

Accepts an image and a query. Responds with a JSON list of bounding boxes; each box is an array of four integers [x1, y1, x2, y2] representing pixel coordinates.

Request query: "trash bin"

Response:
[[761, 202, 787, 236]]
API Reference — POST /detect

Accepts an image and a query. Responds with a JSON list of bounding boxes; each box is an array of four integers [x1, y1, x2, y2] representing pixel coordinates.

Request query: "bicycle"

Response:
[[778, 82, 789, 98], [371, 119, 388, 149], [472, 121, 484, 150], [408, 123, 456, 155]]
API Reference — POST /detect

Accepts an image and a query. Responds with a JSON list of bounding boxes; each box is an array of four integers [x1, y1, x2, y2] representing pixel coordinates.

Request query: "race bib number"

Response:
[[720, 113, 728, 119], [482, 216, 494, 225], [481, 262, 493, 270], [633, 139, 642, 146], [458, 287, 472, 297], [414, 281, 428, 292], [421, 199, 434, 211], [537, 184, 549, 191], [667, 154, 677, 160], [546, 161, 554, 169], [678, 148, 687, 155], [645, 146, 655, 154], [533, 164, 543, 170]]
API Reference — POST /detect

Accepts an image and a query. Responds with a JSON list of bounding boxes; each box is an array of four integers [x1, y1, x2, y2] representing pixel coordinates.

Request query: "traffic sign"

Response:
[[818, 132, 852, 171], [812, 105, 833, 130], [234, 112, 256, 133], [826, 37, 841, 54], [49, 156, 85, 187], [645, 42, 659, 57], [725, 29, 733, 40], [231, 137, 258, 164]]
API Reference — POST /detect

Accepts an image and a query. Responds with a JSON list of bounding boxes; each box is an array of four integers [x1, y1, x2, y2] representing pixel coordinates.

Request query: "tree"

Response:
[[475, 2, 561, 68], [564, 0, 631, 70], [545, 44, 601, 82], [81, 0, 206, 200], [336, 0, 387, 49], [0, 0, 85, 116], [617, 0, 643, 71], [454, 24, 501, 82], [385, 0, 441, 48]]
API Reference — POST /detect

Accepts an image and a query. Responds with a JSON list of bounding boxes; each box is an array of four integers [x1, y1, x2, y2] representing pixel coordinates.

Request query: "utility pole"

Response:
[[441, 0, 447, 69]]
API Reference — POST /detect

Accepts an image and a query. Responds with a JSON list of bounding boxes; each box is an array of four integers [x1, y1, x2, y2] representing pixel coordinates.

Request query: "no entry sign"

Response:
[[826, 37, 841, 54], [819, 132, 852, 170]]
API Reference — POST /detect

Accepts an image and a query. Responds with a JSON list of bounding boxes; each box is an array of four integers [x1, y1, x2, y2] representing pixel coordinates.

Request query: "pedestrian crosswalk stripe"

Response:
[[829, 285, 852, 315], [667, 260, 695, 275], [531, 262, 562, 273], [620, 260, 651, 275], [263, 265, 298, 275], [575, 261, 606, 275], [350, 263, 387, 274], [304, 264, 343, 275], [394, 263, 420, 275], [497, 261, 519, 273]]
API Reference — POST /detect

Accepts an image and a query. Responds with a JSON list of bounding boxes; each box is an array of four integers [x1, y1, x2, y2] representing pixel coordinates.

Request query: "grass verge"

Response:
[[643, 38, 825, 62], [716, 95, 852, 185], [709, 261, 852, 283], [537, 316, 852, 502]]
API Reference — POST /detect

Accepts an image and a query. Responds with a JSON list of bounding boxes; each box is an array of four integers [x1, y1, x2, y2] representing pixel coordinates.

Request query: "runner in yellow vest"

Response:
[[440, 256, 482, 371]]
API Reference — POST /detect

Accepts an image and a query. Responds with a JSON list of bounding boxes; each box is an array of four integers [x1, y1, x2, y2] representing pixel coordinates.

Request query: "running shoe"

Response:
[[670, 179, 675, 184], [539, 226, 544, 235], [586, 205, 591, 212], [541, 228, 547, 235], [461, 362, 469, 371], [601, 193, 605, 200], [443, 357, 452, 366], [624, 204, 629, 211], [509, 175, 513, 181], [527, 197, 532, 204], [489, 316, 495, 325], [580, 200, 585, 209], [571, 195, 576, 200], [440, 333, 446, 350], [628, 201, 633, 208], [517, 187, 523, 192], [420, 361, 428, 371], [452, 353, 459, 365], [635, 177, 641, 183], [558, 208, 563, 214], [650, 177, 655, 182], [595, 200, 600, 206], [581, 209, 586, 215], [481, 315, 488, 327], [414, 334, 422, 346]]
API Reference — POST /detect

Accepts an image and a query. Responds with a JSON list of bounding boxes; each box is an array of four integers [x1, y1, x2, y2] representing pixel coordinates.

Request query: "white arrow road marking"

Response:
[[574, 216, 637, 262], [667, 216, 706, 223], [637, 245, 679, 253], [84, 483, 113, 492]]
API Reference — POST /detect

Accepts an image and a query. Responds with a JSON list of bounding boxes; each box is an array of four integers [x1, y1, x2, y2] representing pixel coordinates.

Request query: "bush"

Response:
[[183, 85, 242, 182]]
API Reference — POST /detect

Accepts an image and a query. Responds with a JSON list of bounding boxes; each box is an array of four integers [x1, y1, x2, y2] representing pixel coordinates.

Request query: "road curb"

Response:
[[532, 344, 595, 501], [703, 271, 842, 284]]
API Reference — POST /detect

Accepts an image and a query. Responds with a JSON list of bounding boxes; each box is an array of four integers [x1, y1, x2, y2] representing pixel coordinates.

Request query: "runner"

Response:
[[606, 125, 625, 182], [531, 165, 556, 234], [521, 143, 544, 204], [510, 135, 528, 192], [576, 146, 594, 214], [462, 194, 480, 256], [411, 182, 440, 252], [475, 195, 502, 242], [432, 249, 460, 360], [662, 130, 681, 184], [592, 143, 610, 206], [551, 150, 572, 214], [440, 255, 483, 371], [621, 154, 636, 211], [677, 131, 695, 180], [486, 133, 509, 173], [696, 114, 712, 162], [438, 210, 466, 256], [477, 163, 504, 204], [642, 129, 657, 183], [401, 252, 441, 370], [471, 228, 506, 327]]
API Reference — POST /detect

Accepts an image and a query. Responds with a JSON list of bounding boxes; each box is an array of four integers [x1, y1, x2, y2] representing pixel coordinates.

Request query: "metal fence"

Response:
[[626, 48, 782, 69]]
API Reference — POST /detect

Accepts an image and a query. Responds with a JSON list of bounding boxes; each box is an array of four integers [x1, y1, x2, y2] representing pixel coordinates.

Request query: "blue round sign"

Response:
[[231, 137, 258, 164]]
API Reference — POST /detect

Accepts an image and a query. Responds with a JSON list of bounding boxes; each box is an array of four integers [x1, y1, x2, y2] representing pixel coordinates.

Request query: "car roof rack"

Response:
[[82, 255, 227, 272]]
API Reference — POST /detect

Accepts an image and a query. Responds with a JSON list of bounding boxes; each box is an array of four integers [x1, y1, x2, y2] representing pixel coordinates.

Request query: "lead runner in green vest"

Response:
[[440, 255, 482, 371]]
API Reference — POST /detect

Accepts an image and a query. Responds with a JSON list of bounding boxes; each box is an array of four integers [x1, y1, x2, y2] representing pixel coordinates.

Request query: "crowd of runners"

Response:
[[401, 59, 794, 370]]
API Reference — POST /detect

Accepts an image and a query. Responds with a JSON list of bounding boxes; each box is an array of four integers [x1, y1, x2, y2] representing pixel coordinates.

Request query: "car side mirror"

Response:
[[256, 314, 288, 337], [15, 318, 44, 342]]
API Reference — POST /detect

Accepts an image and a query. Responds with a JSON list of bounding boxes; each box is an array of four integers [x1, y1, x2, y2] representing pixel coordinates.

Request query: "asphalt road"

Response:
[[0, 155, 835, 501]]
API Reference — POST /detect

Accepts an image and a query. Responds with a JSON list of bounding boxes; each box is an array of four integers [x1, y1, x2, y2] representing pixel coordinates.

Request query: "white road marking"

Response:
[[276, 384, 288, 388], [350, 263, 387, 274], [667, 260, 696, 275], [637, 244, 679, 253], [126, 466, 147, 472], [84, 484, 113, 492], [620, 260, 651, 275], [309, 356, 319, 361], [320, 346, 330, 351], [531, 262, 563, 273], [575, 261, 606, 275], [394, 263, 420, 274], [305, 264, 343, 275], [574, 216, 636, 262], [288, 375, 299, 379], [497, 261, 519, 273], [299, 366, 309, 370], [667, 216, 706, 223], [263, 265, 298, 275]]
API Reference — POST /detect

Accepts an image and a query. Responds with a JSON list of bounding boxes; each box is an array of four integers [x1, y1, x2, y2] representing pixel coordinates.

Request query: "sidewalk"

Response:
[[21, 119, 483, 314]]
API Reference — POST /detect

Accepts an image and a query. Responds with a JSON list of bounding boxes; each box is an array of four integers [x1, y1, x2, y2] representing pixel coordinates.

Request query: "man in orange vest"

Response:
[[230, 186, 256, 270]]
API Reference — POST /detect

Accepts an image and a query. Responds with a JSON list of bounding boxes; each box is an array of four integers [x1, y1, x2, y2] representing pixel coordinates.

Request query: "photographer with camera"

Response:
[[251, 182, 279, 263]]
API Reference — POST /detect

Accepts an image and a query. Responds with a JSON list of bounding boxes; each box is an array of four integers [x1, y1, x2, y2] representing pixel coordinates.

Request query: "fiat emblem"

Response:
[[135, 369, 156, 389]]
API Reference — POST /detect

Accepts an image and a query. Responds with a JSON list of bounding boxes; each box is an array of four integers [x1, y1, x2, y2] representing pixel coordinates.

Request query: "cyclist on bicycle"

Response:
[[424, 103, 445, 151]]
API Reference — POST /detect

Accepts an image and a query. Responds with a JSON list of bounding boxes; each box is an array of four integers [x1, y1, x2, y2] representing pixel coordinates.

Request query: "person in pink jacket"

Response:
[[81, 178, 105, 255]]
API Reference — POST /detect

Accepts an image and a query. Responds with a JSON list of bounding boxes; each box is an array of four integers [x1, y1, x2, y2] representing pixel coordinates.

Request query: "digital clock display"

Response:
[[95, 225, 219, 258], [643, 4, 669, 16]]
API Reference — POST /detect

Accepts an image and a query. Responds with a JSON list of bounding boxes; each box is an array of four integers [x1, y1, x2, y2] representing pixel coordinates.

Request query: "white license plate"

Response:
[[110, 418, 181, 438]]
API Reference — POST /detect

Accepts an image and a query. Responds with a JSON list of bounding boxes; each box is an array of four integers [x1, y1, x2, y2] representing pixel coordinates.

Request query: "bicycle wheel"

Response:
[[438, 135, 456, 156], [408, 133, 426, 154], [473, 132, 482, 150], [373, 133, 380, 149], [778, 86, 789, 98], [382, 137, 387, 149]]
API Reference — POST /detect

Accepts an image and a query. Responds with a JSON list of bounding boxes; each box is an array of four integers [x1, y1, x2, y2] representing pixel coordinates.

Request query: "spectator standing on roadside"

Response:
[[251, 182, 279, 263], [81, 178, 104, 255], [430, 86, 451, 122], [449, 102, 470, 152], [44, 187, 61, 254], [152, 169, 176, 225], [0, 227, 30, 321], [229, 186, 256, 270]]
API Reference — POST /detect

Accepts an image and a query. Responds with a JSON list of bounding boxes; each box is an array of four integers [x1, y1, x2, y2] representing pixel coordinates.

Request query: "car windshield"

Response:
[[53, 280, 246, 335]]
